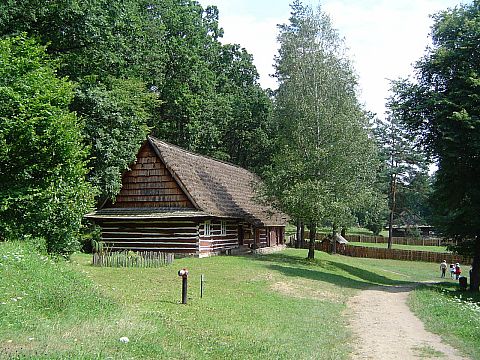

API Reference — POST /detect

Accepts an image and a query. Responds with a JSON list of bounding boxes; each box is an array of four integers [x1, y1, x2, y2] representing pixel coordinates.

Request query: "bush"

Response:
[[0, 35, 95, 255]]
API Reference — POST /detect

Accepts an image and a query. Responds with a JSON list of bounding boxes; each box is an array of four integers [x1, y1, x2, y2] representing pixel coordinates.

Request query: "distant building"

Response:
[[86, 136, 288, 257], [390, 225, 435, 238]]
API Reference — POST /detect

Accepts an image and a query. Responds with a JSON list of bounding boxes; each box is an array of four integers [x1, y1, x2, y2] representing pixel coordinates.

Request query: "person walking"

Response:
[[455, 263, 462, 280], [450, 264, 455, 279], [440, 260, 447, 278]]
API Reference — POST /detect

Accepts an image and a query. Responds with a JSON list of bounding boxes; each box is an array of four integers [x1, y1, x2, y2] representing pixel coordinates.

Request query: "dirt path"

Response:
[[347, 284, 469, 360]]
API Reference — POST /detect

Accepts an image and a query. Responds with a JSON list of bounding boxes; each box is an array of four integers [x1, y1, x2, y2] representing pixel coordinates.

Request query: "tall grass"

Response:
[[0, 241, 116, 358]]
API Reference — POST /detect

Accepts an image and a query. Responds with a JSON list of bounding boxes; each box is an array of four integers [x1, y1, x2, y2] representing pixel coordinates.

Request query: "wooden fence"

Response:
[[333, 244, 471, 264], [92, 251, 174, 268], [300, 231, 450, 246], [343, 234, 448, 246], [288, 236, 472, 264]]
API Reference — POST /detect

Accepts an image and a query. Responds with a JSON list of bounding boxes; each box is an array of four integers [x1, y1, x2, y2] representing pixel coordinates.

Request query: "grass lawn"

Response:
[[0, 241, 470, 359], [348, 241, 450, 253], [409, 284, 480, 360]]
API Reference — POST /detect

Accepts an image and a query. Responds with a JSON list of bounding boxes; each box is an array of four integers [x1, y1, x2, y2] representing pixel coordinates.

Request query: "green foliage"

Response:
[[388, 2, 480, 288], [373, 112, 432, 242], [0, 0, 275, 203], [265, 1, 381, 238], [0, 35, 94, 254], [390, 3, 480, 241], [0, 0, 165, 81], [73, 77, 154, 200], [151, 4, 274, 172]]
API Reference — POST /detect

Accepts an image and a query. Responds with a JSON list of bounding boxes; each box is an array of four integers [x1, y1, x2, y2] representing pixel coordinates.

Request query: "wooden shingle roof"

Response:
[[147, 136, 287, 227]]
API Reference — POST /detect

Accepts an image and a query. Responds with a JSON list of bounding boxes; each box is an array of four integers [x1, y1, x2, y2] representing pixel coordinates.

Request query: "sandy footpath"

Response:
[[347, 285, 469, 360]]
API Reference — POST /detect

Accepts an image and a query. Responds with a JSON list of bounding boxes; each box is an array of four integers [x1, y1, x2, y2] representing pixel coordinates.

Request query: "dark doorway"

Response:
[[238, 225, 244, 245]]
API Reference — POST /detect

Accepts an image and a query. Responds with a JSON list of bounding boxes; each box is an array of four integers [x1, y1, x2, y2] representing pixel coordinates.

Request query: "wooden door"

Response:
[[269, 228, 277, 246]]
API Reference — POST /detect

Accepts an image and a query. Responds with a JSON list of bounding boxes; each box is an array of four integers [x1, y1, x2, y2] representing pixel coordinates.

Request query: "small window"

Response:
[[220, 221, 227, 236], [204, 221, 211, 236]]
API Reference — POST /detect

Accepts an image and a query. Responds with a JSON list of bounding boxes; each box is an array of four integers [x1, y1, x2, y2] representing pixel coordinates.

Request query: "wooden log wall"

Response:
[[256, 228, 267, 247], [98, 219, 198, 253], [242, 227, 282, 248], [240, 223, 254, 247], [113, 143, 194, 208], [267, 226, 285, 246], [199, 219, 238, 256]]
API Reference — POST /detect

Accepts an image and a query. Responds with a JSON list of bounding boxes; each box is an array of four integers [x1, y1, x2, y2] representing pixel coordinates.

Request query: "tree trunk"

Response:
[[300, 222, 305, 248], [388, 173, 397, 250], [332, 223, 338, 255], [388, 210, 394, 249], [470, 235, 480, 292], [295, 219, 301, 248], [307, 223, 316, 259]]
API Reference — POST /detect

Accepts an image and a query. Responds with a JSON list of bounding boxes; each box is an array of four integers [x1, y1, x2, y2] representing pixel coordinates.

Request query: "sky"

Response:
[[198, 0, 468, 117]]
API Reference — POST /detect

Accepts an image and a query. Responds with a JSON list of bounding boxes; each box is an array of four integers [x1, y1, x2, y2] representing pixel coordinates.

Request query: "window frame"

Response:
[[204, 220, 211, 236], [220, 220, 227, 236]]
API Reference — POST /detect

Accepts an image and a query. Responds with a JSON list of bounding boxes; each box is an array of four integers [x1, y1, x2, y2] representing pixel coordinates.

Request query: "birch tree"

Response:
[[265, 1, 380, 258]]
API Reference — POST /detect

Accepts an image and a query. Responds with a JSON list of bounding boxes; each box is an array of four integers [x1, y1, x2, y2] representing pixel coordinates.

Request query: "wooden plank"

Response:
[[121, 182, 179, 190], [102, 227, 198, 232], [100, 220, 198, 226], [123, 176, 176, 184], [102, 234, 198, 241], [118, 188, 185, 196], [107, 246, 195, 252], [102, 240, 197, 245], [116, 194, 188, 202]]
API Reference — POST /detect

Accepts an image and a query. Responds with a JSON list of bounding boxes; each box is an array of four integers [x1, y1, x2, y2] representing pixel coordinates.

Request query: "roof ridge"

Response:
[[143, 135, 287, 226], [147, 135, 255, 174]]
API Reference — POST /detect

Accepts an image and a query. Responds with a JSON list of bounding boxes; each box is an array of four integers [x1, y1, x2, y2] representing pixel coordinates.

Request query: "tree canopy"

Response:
[[389, 1, 480, 290], [0, 0, 275, 201], [264, 1, 381, 258], [0, 35, 94, 254], [373, 108, 431, 247]]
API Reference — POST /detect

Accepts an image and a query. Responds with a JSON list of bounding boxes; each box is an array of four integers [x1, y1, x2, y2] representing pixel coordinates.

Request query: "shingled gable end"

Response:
[[86, 136, 288, 257]]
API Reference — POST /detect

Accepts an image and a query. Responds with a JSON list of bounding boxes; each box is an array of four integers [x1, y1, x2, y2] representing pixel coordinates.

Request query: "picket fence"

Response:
[[92, 250, 174, 268]]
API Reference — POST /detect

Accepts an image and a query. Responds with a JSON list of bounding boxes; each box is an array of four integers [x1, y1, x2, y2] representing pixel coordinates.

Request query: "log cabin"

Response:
[[86, 136, 288, 257]]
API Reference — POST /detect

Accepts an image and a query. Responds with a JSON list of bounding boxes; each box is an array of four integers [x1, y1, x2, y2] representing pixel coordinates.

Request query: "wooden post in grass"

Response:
[[178, 269, 189, 304]]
